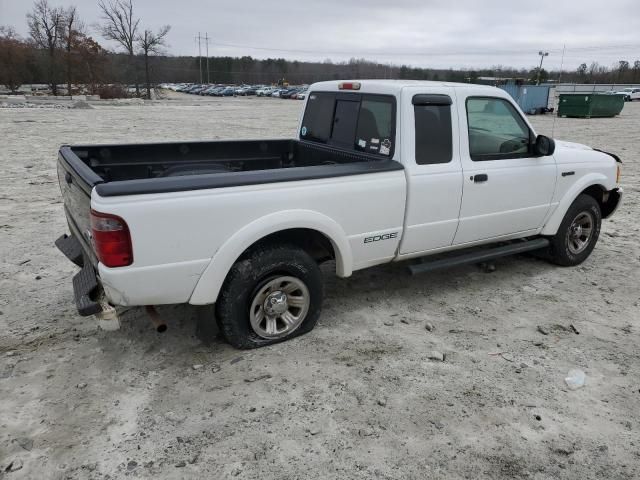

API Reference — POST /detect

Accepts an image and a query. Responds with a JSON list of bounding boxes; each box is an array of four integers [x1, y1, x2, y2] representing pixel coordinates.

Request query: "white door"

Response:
[[399, 87, 464, 255], [453, 92, 556, 245]]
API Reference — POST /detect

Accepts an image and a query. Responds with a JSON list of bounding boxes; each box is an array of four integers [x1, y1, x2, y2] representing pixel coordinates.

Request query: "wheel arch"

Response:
[[542, 175, 609, 235], [189, 210, 353, 305]]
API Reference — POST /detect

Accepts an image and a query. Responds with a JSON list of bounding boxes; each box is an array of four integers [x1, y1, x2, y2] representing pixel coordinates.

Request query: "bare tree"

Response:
[[617, 60, 629, 83], [576, 63, 587, 81], [62, 6, 84, 97], [0, 27, 32, 92], [27, 0, 64, 95], [136, 25, 170, 99], [98, 0, 140, 95]]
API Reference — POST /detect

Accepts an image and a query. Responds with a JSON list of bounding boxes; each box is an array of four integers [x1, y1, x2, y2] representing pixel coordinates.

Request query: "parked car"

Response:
[[615, 87, 640, 101], [184, 84, 203, 94], [201, 86, 219, 96], [56, 79, 622, 349], [292, 89, 308, 99], [257, 87, 275, 96], [197, 85, 215, 95], [213, 86, 229, 96], [296, 90, 309, 100], [221, 87, 236, 96], [280, 88, 298, 99]]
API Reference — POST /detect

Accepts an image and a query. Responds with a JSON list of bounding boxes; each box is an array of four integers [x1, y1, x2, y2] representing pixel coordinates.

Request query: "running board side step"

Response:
[[408, 238, 550, 275]]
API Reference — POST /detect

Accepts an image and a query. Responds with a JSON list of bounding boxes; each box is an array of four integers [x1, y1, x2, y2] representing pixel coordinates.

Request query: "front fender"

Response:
[[541, 173, 609, 235], [188, 209, 353, 305]]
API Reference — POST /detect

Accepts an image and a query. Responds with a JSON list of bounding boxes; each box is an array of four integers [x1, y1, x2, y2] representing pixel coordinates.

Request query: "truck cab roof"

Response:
[[309, 79, 498, 95]]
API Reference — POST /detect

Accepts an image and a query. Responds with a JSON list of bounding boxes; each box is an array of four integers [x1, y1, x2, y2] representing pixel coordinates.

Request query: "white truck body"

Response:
[[57, 80, 622, 345], [616, 87, 640, 101]]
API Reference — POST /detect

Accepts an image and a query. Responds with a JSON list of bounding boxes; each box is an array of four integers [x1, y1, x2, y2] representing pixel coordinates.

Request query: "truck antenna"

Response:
[[552, 43, 566, 139]]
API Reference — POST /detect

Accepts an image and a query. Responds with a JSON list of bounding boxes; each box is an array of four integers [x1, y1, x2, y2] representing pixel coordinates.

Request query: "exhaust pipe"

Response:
[[145, 305, 167, 333]]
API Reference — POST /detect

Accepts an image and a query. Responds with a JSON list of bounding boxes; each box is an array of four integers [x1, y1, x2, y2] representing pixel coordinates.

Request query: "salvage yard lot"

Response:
[[0, 93, 638, 479]]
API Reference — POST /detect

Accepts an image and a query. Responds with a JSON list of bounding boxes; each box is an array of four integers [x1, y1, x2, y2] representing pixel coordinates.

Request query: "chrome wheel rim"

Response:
[[249, 276, 310, 339], [566, 211, 594, 254]]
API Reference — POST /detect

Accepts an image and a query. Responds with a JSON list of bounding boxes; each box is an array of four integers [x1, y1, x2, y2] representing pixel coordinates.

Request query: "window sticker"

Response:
[[371, 138, 380, 144], [301, 126, 308, 136], [369, 145, 379, 151], [357, 138, 366, 148], [380, 138, 391, 156]]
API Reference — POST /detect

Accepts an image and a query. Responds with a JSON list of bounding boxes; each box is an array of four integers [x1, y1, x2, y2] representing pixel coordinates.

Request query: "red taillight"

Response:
[[90, 210, 133, 268], [338, 81, 361, 90]]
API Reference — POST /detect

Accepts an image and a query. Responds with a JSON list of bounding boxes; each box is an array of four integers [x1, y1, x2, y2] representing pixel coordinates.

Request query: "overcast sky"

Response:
[[2, 0, 639, 70]]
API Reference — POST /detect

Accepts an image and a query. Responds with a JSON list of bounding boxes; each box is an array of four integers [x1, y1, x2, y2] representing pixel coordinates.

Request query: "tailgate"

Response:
[[57, 146, 104, 266]]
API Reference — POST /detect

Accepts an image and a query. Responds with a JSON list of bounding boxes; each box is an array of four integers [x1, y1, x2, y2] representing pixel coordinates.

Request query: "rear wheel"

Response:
[[215, 244, 323, 349], [549, 194, 601, 266]]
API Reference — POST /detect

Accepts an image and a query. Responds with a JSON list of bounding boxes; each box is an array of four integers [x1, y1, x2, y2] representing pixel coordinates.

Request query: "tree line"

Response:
[[1, 0, 639, 97], [0, 0, 169, 98]]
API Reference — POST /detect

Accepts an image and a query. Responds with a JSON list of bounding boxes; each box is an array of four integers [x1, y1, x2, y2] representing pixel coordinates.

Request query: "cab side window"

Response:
[[414, 103, 452, 165], [466, 97, 532, 161]]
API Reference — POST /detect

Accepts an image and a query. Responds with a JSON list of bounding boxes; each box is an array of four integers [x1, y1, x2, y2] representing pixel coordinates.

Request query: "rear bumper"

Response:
[[55, 234, 103, 316], [603, 187, 623, 219]]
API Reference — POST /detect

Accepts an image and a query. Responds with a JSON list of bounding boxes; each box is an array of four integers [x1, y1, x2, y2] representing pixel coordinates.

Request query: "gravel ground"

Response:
[[1, 92, 638, 480]]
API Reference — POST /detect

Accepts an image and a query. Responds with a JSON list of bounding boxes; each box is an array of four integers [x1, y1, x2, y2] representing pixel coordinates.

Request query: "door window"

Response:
[[466, 97, 532, 161]]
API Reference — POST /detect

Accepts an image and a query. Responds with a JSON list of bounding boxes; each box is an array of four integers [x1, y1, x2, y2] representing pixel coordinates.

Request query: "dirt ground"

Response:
[[1, 92, 638, 480]]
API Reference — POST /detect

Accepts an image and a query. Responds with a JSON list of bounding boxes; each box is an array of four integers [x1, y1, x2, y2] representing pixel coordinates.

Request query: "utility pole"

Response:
[[197, 32, 202, 84], [205, 33, 210, 84], [195, 33, 211, 84], [537, 51, 549, 85]]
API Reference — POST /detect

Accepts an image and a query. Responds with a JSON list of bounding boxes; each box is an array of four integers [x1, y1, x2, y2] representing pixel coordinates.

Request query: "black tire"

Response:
[[215, 244, 323, 349], [549, 194, 601, 266]]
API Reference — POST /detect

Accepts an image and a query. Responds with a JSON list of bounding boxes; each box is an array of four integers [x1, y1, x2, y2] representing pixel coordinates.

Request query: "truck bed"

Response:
[[57, 138, 404, 273], [59, 139, 403, 197]]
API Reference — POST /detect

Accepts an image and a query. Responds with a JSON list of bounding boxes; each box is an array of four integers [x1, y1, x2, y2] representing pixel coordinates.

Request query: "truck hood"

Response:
[[554, 140, 593, 152], [553, 139, 620, 165]]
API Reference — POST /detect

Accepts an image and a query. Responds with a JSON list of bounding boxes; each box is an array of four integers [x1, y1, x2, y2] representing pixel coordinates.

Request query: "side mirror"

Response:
[[534, 135, 555, 156]]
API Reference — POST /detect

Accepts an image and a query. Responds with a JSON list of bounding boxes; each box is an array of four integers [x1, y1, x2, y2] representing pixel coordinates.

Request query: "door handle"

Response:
[[65, 172, 73, 184], [472, 174, 488, 183]]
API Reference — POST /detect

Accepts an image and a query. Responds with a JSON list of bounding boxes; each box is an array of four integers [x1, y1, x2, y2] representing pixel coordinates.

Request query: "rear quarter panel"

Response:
[[92, 171, 406, 306]]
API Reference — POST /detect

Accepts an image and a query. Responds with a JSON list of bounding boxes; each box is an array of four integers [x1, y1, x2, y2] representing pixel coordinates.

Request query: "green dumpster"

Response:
[[557, 93, 624, 118]]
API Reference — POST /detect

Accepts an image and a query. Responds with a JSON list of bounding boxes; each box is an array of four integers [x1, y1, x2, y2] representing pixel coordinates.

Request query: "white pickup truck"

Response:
[[615, 87, 640, 101], [56, 80, 623, 348]]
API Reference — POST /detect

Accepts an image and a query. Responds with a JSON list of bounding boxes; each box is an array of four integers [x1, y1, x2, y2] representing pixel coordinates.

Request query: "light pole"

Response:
[[537, 51, 549, 85]]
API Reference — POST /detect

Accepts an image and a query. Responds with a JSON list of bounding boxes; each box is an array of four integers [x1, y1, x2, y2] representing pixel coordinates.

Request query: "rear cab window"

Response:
[[300, 92, 396, 157]]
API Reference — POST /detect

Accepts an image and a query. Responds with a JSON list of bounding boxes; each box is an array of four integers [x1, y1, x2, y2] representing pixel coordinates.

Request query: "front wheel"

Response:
[[215, 244, 324, 349], [549, 194, 601, 266]]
